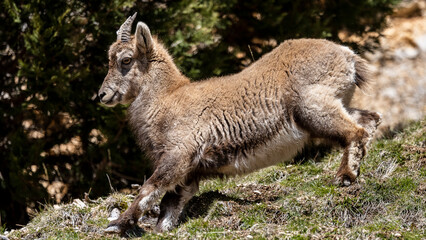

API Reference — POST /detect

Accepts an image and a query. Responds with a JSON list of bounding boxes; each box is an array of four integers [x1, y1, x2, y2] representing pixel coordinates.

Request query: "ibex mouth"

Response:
[[102, 91, 121, 106]]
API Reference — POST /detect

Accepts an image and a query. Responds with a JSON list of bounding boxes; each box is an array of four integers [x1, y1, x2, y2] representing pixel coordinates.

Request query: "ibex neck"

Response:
[[131, 45, 190, 107], [141, 63, 189, 99], [128, 58, 188, 155], [156, 62, 190, 94]]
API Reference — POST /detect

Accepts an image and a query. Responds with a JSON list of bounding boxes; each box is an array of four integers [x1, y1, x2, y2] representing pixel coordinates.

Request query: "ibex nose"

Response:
[[98, 91, 106, 101]]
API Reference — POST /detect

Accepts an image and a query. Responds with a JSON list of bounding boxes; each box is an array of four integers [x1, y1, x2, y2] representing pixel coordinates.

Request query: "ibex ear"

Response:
[[135, 22, 154, 56]]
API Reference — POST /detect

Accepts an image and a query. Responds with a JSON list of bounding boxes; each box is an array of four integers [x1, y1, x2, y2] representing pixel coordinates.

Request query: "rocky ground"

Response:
[[353, 0, 426, 135]]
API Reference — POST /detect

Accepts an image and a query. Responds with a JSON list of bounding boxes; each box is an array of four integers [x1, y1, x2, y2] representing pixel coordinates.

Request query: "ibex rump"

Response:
[[98, 13, 381, 234]]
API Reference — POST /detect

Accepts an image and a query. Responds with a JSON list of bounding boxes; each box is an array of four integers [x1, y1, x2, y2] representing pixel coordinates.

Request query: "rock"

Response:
[[104, 225, 121, 234], [253, 190, 262, 195], [108, 208, 121, 221], [364, 50, 383, 63], [393, 1, 424, 18], [414, 34, 426, 52], [394, 47, 419, 59], [382, 87, 399, 99], [0, 235, 9, 240], [72, 199, 87, 208]]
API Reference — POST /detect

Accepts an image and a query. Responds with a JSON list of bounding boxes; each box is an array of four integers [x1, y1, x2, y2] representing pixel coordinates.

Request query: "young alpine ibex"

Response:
[[99, 13, 381, 234]]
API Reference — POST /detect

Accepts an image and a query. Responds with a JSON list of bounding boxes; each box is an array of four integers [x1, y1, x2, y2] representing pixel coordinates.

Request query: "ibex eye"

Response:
[[122, 58, 131, 65]]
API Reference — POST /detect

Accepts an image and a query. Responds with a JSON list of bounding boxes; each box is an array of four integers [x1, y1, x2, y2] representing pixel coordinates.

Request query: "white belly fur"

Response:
[[218, 124, 309, 176]]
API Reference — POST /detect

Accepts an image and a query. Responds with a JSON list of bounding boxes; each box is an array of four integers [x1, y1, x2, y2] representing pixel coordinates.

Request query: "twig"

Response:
[[106, 174, 115, 192], [248, 45, 255, 62], [111, 170, 145, 184]]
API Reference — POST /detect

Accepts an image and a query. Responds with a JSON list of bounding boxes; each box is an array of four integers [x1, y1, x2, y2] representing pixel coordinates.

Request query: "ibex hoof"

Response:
[[104, 225, 121, 234], [105, 217, 136, 234], [333, 175, 353, 187]]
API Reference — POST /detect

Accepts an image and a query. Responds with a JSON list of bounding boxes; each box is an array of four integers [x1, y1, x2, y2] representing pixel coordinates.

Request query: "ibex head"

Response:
[[98, 13, 155, 106]]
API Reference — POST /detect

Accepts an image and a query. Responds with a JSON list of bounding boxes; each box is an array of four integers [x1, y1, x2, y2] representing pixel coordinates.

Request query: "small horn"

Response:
[[116, 12, 137, 42]]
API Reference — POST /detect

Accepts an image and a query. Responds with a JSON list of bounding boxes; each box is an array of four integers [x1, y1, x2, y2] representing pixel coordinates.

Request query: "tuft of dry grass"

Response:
[[4, 193, 134, 240]]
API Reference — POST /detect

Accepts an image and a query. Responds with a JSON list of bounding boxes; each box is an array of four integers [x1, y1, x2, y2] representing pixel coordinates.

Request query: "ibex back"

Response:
[[99, 13, 381, 234]]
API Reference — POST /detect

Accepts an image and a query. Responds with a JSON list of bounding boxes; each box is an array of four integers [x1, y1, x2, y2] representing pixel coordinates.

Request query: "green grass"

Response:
[[5, 119, 425, 239]]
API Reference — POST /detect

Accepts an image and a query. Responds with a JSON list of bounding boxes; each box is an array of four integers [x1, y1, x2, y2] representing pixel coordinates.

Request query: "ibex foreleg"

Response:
[[105, 153, 193, 234], [155, 179, 199, 232]]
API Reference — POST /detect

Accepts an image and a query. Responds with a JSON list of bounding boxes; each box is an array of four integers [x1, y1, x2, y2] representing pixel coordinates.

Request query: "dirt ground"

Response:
[[352, 0, 426, 135]]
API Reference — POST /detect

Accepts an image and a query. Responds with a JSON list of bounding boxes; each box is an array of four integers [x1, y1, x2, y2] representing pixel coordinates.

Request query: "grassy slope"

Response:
[[4, 119, 425, 240]]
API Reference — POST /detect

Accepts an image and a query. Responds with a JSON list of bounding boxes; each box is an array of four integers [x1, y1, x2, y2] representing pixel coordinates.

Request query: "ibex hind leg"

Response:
[[348, 108, 381, 137], [155, 179, 199, 232], [294, 89, 370, 186], [334, 108, 381, 186], [105, 155, 192, 234]]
